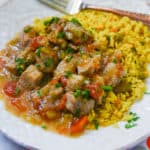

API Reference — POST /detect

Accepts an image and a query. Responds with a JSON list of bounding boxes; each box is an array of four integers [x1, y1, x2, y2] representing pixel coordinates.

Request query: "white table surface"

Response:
[[0, 0, 149, 149]]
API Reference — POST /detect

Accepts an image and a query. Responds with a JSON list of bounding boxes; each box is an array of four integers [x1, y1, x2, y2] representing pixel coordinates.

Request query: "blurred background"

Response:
[[0, 0, 149, 149]]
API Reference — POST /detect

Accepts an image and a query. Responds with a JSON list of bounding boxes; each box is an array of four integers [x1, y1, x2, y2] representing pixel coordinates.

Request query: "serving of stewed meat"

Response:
[[0, 17, 125, 136]]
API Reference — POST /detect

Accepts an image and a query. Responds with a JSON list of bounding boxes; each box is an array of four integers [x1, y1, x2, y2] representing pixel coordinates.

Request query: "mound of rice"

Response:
[[33, 10, 150, 127]]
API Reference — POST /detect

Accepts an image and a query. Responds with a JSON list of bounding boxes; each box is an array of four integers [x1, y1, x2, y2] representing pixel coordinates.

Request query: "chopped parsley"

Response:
[[41, 124, 47, 129], [35, 64, 41, 69], [44, 17, 60, 26], [15, 58, 25, 65], [74, 89, 90, 99], [15, 58, 25, 75], [65, 47, 74, 54], [24, 26, 32, 33], [101, 85, 112, 91], [57, 32, 65, 38], [35, 47, 41, 57], [70, 18, 81, 26], [14, 87, 20, 96], [44, 58, 53, 67], [144, 91, 150, 94], [74, 89, 81, 97], [75, 108, 81, 118], [113, 58, 117, 64], [93, 120, 99, 130], [55, 83, 62, 88], [82, 90, 90, 99], [64, 71, 72, 78], [37, 90, 42, 97], [125, 112, 140, 129], [66, 55, 73, 63]]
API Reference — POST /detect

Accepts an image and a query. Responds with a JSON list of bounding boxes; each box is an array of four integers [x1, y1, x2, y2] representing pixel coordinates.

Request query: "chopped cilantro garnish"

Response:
[[101, 85, 112, 91], [113, 59, 117, 63], [144, 91, 150, 94], [15, 58, 25, 65], [82, 90, 90, 99], [55, 83, 62, 88], [44, 17, 60, 26], [24, 26, 32, 33], [93, 120, 99, 130], [35, 64, 41, 69], [75, 108, 81, 118], [57, 32, 65, 38], [41, 124, 47, 129], [74, 89, 81, 97], [65, 47, 74, 54], [44, 58, 53, 67], [14, 87, 20, 96], [37, 90, 42, 97], [125, 112, 140, 129], [35, 47, 41, 57], [66, 55, 73, 63], [64, 71, 72, 78], [70, 18, 81, 26], [15, 58, 25, 75], [125, 123, 137, 129]]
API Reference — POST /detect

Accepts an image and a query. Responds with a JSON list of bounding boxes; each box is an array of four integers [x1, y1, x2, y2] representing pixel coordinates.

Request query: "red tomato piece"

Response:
[[30, 36, 43, 50], [11, 98, 27, 111], [3, 81, 17, 97]]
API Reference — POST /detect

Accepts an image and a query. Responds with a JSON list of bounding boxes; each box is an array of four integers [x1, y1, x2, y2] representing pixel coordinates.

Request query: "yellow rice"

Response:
[[33, 10, 150, 127]]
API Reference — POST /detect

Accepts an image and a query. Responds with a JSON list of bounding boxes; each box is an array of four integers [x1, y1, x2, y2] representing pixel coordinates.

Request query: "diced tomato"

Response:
[[86, 83, 100, 100], [11, 98, 27, 111], [30, 36, 43, 50], [70, 116, 88, 134], [57, 95, 67, 110], [50, 79, 58, 85], [3, 81, 17, 97], [60, 76, 67, 87]]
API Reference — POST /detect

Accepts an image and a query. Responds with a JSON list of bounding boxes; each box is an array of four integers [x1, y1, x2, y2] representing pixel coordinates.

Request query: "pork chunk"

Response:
[[17, 65, 42, 90]]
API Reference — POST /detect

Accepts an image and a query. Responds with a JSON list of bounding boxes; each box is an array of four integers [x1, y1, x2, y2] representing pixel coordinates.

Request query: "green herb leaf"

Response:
[[14, 87, 20, 96], [44, 58, 53, 67], [66, 55, 73, 63], [41, 124, 47, 129], [57, 32, 65, 38], [74, 89, 81, 97], [15, 58, 25, 65], [55, 83, 62, 88], [24, 26, 32, 33], [113, 59, 117, 64], [65, 47, 74, 54], [37, 90, 42, 97], [44, 17, 60, 26], [35, 47, 41, 57], [64, 71, 72, 78], [15, 58, 25, 75], [125, 123, 137, 129], [71, 18, 81, 26], [101, 85, 112, 91], [144, 91, 150, 94], [35, 64, 41, 69], [82, 89, 90, 99], [93, 120, 99, 130], [75, 108, 81, 118]]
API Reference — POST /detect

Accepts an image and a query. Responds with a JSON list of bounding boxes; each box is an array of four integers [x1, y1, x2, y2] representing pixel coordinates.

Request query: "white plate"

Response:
[[0, 0, 150, 150], [0, 76, 150, 150]]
